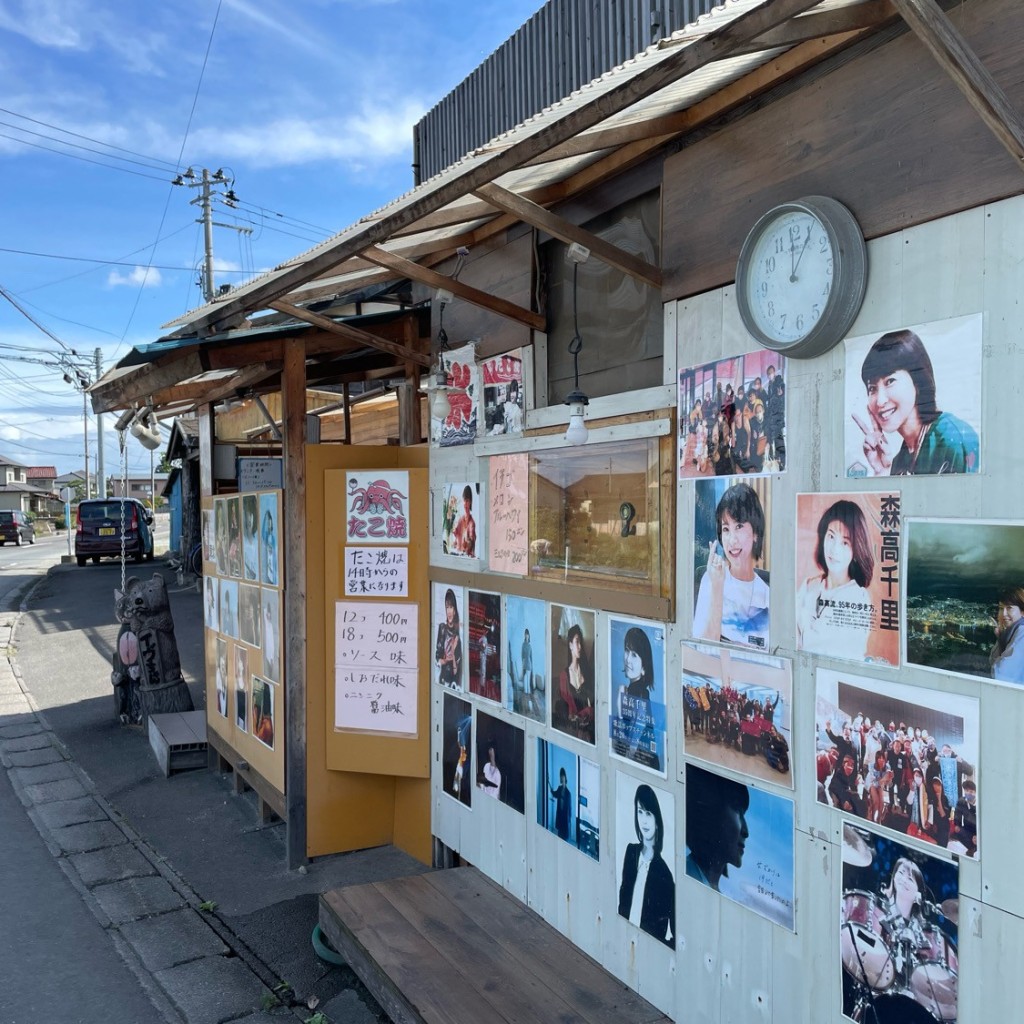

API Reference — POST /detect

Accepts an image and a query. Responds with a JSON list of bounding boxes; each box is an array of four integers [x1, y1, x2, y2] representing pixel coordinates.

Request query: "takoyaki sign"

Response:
[[345, 471, 410, 544]]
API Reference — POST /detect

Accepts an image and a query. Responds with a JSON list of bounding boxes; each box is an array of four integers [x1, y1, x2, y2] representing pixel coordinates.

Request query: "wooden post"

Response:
[[282, 340, 308, 868]]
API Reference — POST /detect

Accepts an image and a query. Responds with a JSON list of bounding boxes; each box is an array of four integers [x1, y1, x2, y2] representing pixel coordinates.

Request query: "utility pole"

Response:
[[95, 347, 105, 498], [82, 387, 90, 500], [172, 167, 250, 302]]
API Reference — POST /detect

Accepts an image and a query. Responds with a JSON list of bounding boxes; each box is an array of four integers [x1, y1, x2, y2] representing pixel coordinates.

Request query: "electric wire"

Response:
[[0, 131, 172, 182]]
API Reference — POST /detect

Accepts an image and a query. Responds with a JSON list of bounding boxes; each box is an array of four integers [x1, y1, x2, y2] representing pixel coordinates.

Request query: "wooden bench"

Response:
[[319, 866, 672, 1024]]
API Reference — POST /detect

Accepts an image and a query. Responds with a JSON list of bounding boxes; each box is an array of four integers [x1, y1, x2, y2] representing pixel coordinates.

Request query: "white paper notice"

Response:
[[344, 547, 409, 596], [334, 601, 418, 734]]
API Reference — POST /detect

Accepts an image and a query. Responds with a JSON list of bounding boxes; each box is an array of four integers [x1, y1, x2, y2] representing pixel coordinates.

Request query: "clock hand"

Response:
[[790, 225, 812, 282]]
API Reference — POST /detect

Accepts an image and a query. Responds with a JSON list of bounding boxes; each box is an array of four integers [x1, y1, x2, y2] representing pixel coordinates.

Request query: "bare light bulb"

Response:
[[564, 395, 589, 445]]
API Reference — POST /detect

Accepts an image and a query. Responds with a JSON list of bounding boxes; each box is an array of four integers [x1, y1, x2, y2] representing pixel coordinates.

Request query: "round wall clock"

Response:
[[735, 196, 868, 359]]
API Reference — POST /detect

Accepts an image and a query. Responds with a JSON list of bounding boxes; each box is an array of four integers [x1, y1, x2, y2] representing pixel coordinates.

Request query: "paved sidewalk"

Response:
[[3, 565, 430, 1024]]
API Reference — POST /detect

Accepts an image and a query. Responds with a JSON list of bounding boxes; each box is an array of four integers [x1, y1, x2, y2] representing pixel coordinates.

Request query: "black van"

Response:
[[75, 498, 154, 566]]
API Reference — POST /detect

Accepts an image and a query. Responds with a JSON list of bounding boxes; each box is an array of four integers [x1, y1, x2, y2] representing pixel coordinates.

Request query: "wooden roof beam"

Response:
[[890, 0, 1024, 167], [269, 300, 432, 367], [472, 182, 662, 287], [360, 245, 546, 331]]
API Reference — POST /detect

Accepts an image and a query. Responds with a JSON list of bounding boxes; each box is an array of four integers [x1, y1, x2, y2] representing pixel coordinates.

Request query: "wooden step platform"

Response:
[[319, 866, 672, 1024]]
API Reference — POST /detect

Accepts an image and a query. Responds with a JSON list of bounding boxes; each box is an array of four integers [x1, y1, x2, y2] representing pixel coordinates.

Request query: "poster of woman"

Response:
[[844, 313, 982, 478], [241, 494, 259, 580], [505, 595, 546, 722], [251, 676, 275, 749], [682, 641, 793, 789], [482, 349, 524, 436], [474, 710, 525, 812], [795, 492, 901, 666], [678, 350, 786, 478], [468, 589, 501, 703], [535, 738, 600, 860], [442, 693, 473, 808], [684, 764, 795, 930], [260, 588, 280, 684], [440, 481, 483, 559], [839, 826, 959, 1024], [608, 616, 666, 776], [550, 604, 596, 745], [906, 518, 1024, 688], [693, 478, 772, 651], [431, 582, 465, 691], [615, 773, 675, 948], [258, 492, 279, 586], [814, 668, 980, 857]]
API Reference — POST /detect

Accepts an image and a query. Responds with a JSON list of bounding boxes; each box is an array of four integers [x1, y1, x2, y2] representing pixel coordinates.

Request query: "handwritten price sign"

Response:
[[488, 454, 528, 576]]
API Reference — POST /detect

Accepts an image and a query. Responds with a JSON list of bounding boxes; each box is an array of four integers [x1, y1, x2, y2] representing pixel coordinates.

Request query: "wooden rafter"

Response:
[[360, 246, 546, 331], [269, 300, 431, 367], [472, 182, 662, 287], [168, 0, 825, 337], [890, 0, 1024, 166]]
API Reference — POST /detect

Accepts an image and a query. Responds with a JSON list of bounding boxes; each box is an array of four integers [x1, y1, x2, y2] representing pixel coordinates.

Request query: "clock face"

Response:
[[743, 208, 833, 346]]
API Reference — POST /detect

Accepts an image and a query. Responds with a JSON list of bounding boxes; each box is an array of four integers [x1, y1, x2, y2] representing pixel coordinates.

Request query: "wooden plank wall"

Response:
[[661, 0, 1024, 305]]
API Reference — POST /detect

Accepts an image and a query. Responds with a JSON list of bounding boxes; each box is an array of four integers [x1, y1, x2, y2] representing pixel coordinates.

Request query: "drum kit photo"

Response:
[[840, 825, 959, 1024]]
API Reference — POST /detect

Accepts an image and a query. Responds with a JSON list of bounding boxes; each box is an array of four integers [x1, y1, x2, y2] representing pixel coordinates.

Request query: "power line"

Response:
[[0, 106, 181, 171], [0, 246, 255, 273], [0, 130, 172, 182]]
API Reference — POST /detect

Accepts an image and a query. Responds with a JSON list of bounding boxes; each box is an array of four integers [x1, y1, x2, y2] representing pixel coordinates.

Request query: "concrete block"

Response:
[[22, 777, 88, 804], [36, 796, 108, 830], [120, 908, 228, 972], [69, 844, 157, 887], [91, 875, 185, 924], [51, 819, 127, 855], [154, 955, 271, 1024]]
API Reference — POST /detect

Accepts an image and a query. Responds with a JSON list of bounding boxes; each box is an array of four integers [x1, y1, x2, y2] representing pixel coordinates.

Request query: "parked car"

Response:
[[75, 498, 154, 566], [0, 510, 34, 546]]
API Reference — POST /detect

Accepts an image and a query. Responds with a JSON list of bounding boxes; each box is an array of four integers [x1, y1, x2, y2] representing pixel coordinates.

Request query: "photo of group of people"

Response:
[[204, 491, 282, 755], [815, 670, 979, 857], [684, 764, 794, 930], [679, 350, 787, 478], [905, 519, 1024, 687], [840, 826, 959, 1024], [682, 642, 792, 788]]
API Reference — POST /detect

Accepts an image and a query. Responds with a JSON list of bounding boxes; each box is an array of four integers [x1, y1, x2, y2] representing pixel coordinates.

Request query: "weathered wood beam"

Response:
[[268, 300, 431, 367], [171, 0, 825, 337], [890, 0, 1024, 166], [91, 351, 207, 414], [472, 182, 662, 287], [360, 246, 546, 331]]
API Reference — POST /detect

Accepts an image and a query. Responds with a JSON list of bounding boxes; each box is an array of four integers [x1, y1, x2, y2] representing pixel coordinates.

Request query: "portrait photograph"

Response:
[[840, 825, 959, 1024], [905, 518, 1024, 688], [678, 350, 787, 478], [440, 481, 483, 560], [684, 764, 795, 931], [615, 772, 675, 948], [431, 582, 465, 691], [693, 477, 772, 651], [259, 492, 280, 587], [549, 604, 597, 745], [219, 578, 239, 640], [474, 710, 525, 812], [467, 589, 502, 703], [261, 587, 281, 684], [682, 641, 793, 789], [608, 616, 667, 777], [201, 508, 214, 564], [214, 497, 229, 576], [241, 493, 259, 581], [536, 738, 600, 861], [251, 676, 275, 750], [238, 583, 261, 649], [226, 495, 242, 578], [214, 636, 228, 718], [815, 668, 980, 858], [204, 574, 219, 632], [796, 492, 901, 666], [442, 693, 473, 808], [482, 349, 524, 436], [431, 341, 479, 448], [504, 595, 547, 723], [233, 641, 248, 733], [844, 312, 982, 478]]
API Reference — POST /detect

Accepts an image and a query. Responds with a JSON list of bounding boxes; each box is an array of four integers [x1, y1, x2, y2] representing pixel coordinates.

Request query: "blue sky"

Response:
[[0, 0, 544, 477]]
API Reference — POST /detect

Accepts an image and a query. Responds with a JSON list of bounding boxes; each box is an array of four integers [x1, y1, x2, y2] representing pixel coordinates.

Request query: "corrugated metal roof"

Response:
[[160, 0, 885, 339]]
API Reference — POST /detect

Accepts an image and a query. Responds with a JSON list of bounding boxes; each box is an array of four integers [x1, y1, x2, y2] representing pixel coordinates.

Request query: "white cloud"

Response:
[[107, 266, 163, 288]]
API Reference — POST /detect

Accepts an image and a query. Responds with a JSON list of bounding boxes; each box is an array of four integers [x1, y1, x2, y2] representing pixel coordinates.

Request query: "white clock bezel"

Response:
[[736, 196, 867, 359]]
